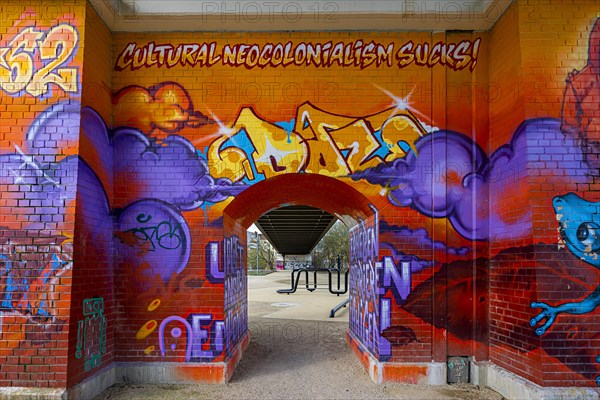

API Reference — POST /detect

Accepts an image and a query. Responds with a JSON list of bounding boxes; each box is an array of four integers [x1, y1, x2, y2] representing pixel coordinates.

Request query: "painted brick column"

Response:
[[488, 0, 600, 390], [66, 1, 116, 390], [0, 0, 87, 391]]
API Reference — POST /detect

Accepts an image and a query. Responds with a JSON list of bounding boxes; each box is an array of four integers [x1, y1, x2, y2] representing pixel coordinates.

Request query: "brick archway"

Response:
[[219, 173, 378, 380]]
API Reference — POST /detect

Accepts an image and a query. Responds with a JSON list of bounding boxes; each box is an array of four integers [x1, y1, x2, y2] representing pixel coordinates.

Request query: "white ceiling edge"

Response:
[[89, 0, 513, 32], [118, 0, 494, 16]]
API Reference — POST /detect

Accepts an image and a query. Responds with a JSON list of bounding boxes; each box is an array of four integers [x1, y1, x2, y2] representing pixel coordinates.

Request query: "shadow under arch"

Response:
[[220, 173, 379, 381]]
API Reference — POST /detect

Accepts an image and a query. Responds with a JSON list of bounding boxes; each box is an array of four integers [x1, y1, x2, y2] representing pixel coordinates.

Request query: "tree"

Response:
[[247, 233, 277, 270], [311, 220, 349, 270]]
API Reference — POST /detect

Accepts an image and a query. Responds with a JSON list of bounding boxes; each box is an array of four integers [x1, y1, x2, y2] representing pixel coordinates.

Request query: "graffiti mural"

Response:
[[113, 82, 213, 140], [115, 199, 192, 283], [75, 298, 107, 372], [0, 238, 72, 345], [349, 214, 380, 358], [351, 125, 544, 241], [205, 103, 427, 184], [158, 314, 225, 362], [1, 4, 599, 390], [283, 255, 311, 270], [223, 236, 248, 355], [0, 18, 82, 356], [561, 19, 599, 172], [115, 38, 481, 71], [111, 124, 245, 211], [0, 24, 80, 98], [528, 193, 600, 385]]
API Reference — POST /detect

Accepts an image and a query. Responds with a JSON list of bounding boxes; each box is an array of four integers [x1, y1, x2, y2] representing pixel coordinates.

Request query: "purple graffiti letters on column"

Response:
[[223, 236, 248, 355], [159, 316, 193, 361], [158, 314, 225, 362], [188, 314, 225, 360], [206, 242, 224, 283], [379, 298, 392, 356], [378, 257, 412, 304], [349, 214, 380, 358]]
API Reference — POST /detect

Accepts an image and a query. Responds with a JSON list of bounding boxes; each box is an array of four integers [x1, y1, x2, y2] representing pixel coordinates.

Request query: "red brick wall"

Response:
[[488, 0, 600, 387], [67, 2, 115, 387]]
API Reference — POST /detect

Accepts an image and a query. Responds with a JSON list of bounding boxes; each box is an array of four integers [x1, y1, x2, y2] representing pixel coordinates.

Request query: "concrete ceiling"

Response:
[[90, 0, 513, 32], [254, 205, 336, 255]]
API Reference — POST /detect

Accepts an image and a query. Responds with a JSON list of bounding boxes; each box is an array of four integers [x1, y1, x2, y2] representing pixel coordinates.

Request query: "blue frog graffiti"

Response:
[[530, 193, 600, 336]]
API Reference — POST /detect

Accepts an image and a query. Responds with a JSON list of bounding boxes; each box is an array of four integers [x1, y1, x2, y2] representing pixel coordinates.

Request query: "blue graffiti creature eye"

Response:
[[576, 222, 600, 250]]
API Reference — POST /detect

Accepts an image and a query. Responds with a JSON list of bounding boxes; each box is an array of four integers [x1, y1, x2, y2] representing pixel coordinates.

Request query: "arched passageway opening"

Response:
[[220, 173, 378, 379]]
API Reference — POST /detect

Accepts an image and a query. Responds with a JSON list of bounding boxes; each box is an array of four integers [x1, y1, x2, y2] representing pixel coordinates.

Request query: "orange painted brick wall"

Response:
[[0, 0, 597, 391]]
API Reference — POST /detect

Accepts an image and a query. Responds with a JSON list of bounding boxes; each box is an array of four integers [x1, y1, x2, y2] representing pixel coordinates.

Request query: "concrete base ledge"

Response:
[[3, 331, 598, 400], [346, 330, 446, 384], [485, 363, 600, 400], [346, 330, 599, 399], [0, 387, 67, 400], [0, 333, 252, 400], [69, 363, 117, 400], [116, 361, 227, 384]]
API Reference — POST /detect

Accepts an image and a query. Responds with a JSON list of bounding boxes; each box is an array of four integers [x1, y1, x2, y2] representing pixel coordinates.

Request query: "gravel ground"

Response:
[[95, 300, 504, 400]]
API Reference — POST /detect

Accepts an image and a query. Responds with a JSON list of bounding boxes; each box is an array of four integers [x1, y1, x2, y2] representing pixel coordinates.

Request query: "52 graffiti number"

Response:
[[0, 24, 79, 97]]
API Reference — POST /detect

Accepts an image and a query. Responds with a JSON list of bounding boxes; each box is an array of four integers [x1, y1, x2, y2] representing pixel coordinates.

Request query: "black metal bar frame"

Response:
[[276, 267, 348, 295], [329, 298, 350, 318]]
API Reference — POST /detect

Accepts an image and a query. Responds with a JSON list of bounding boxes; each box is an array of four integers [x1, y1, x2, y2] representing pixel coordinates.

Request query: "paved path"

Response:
[[96, 272, 503, 400]]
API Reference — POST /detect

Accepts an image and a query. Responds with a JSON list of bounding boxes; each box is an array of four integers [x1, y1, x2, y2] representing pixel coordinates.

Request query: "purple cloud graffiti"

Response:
[[1, 100, 242, 288], [76, 106, 247, 283], [25, 101, 82, 155], [352, 118, 589, 241], [0, 101, 112, 343], [0, 152, 77, 235], [379, 220, 470, 257], [379, 242, 433, 271], [112, 128, 246, 211]]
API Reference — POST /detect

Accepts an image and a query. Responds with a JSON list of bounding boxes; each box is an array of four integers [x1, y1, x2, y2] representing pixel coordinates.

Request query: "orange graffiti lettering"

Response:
[[207, 103, 426, 182]]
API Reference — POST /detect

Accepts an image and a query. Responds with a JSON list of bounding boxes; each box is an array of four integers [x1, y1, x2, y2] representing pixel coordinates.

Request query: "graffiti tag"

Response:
[[0, 239, 72, 343], [75, 297, 106, 372], [208, 103, 425, 183], [125, 213, 183, 251], [0, 24, 79, 97], [158, 314, 225, 362]]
